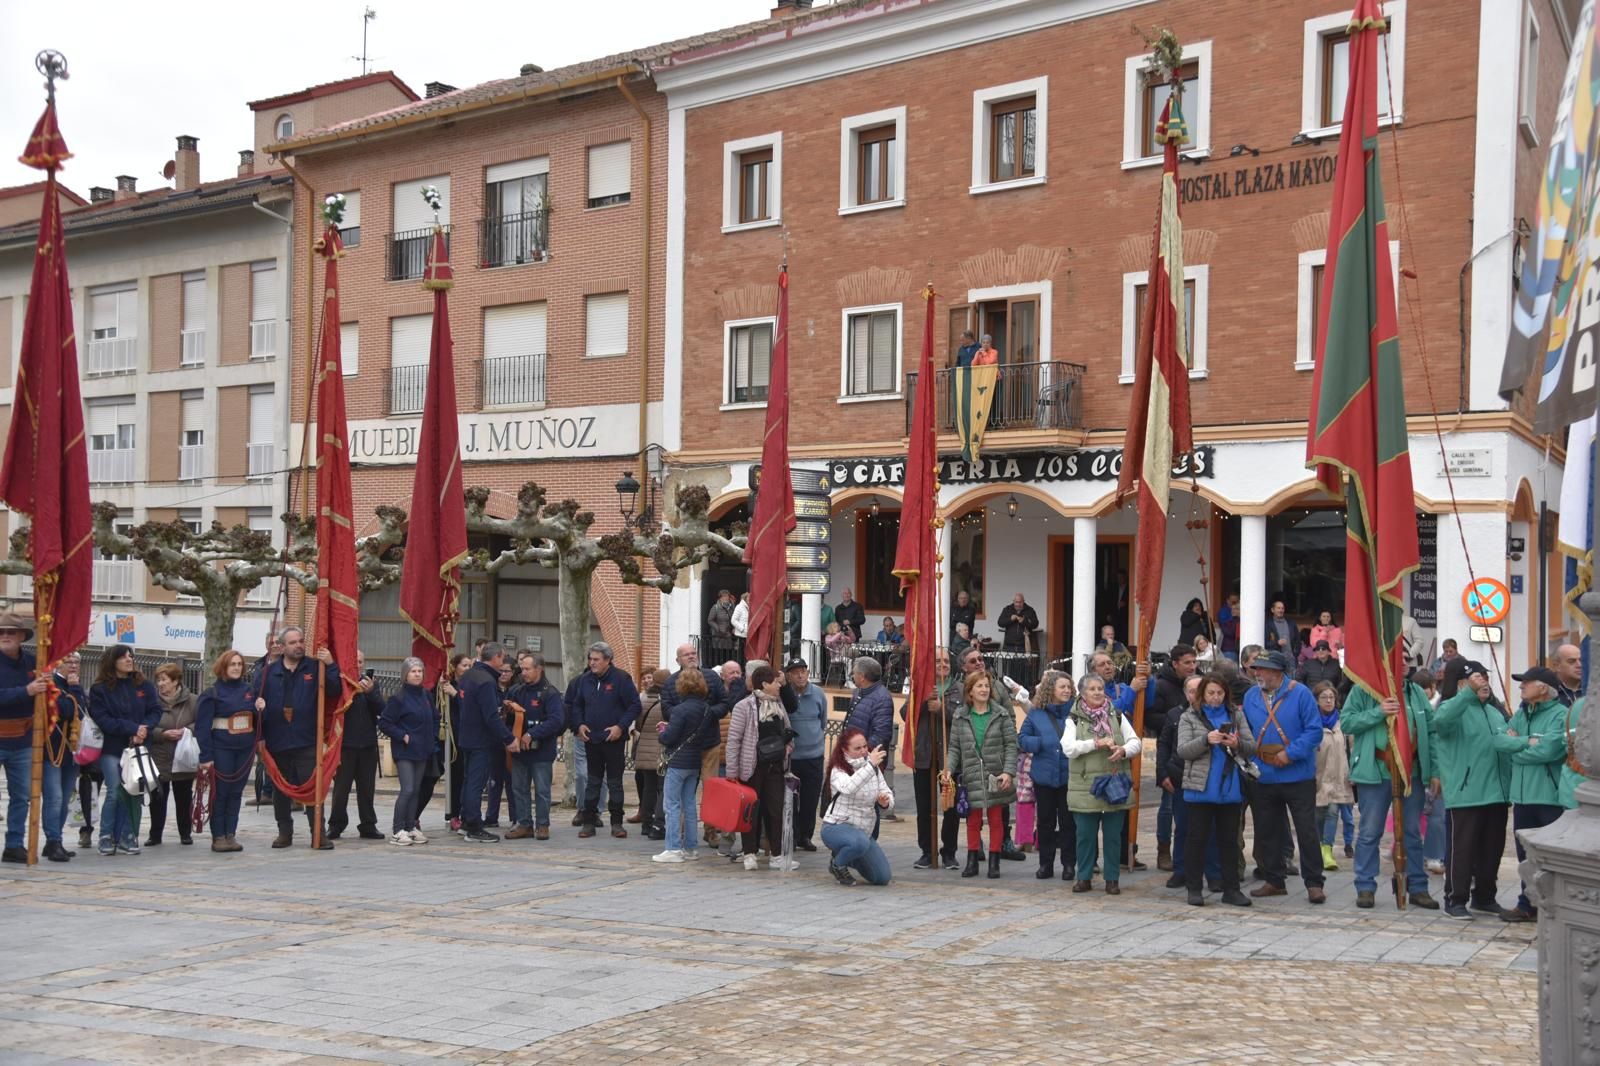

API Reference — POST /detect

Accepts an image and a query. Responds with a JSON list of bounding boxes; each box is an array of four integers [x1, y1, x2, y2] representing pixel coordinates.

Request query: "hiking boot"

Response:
[[1072, 879, 1093, 893], [534, 826, 549, 840], [271, 833, 293, 849], [1105, 881, 1121, 895], [1409, 892, 1440, 910], [611, 826, 628, 839], [1157, 842, 1173, 871], [1251, 883, 1287, 898], [1308, 886, 1327, 905], [505, 825, 535, 840], [578, 825, 596, 838], [1357, 890, 1376, 909], [571, 812, 586, 827]]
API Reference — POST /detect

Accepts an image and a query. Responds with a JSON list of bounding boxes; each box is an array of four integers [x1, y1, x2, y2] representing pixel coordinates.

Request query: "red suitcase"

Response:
[[702, 776, 758, 834]]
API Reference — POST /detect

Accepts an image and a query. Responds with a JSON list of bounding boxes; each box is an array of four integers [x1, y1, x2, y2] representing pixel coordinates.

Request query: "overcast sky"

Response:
[[0, 0, 775, 192]]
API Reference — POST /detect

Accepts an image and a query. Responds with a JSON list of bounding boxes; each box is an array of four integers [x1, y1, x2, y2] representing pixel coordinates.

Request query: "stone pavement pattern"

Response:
[[0, 779, 1539, 1064]]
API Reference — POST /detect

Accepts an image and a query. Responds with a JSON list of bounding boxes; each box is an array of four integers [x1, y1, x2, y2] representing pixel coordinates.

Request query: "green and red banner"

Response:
[[895, 286, 939, 767], [1305, 0, 1419, 789]]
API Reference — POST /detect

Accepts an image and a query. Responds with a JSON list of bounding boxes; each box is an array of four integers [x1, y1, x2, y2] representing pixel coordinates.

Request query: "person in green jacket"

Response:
[[1558, 698, 1589, 809], [1342, 677, 1439, 910], [943, 672, 1017, 880], [1430, 661, 1511, 920], [1493, 667, 1571, 923], [1062, 673, 1142, 895]]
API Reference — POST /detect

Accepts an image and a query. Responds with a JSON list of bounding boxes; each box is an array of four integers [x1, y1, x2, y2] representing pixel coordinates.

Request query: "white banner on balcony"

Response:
[[86, 609, 272, 657], [290, 401, 663, 467]]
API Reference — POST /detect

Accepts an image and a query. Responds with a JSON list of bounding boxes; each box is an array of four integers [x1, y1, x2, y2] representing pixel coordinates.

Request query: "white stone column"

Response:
[[1072, 515, 1097, 673], [1240, 514, 1267, 651], [801, 593, 822, 669], [1436, 511, 1510, 695]]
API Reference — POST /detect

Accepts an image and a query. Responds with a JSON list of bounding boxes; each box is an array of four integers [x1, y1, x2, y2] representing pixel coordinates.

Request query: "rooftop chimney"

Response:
[[114, 175, 138, 202], [173, 135, 200, 192], [770, 0, 813, 16], [519, 63, 544, 76], [89, 186, 113, 204], [424, 81, 458, 98], [237, 149, 256, 177]]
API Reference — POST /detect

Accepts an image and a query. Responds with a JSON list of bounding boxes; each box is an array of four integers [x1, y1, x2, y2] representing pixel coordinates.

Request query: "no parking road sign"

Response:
[[1461, 578, 1510, 625]]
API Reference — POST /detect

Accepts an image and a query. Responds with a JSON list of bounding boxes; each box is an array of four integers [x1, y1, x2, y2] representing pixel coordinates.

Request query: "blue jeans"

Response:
[[1156, 788, 1173, 847], [571, 736, 588, 805], [1170, 788, 1220, 880], [664, 766, 700, 852], [821, 821, 892, 884], [461, 748, 493, 829], [0, 745, 33, 849], [41, 758, 77, 845], [97, 751, 142, 847], [393, 758, 425, 834], [1321, 803, 1354, 846], [1423, 788, 1447, 862], [211, 746, 252, 839], [1354, 780, 1427, 895], [511, 759, 553, 828]]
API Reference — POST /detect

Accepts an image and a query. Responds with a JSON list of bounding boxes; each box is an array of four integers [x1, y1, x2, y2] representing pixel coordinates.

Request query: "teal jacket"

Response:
[[1430, 688, 1511, 809], [1492, 698, 1570, 806], [1558, 699, 1589, 809], [1343, 682, 1435, 787]]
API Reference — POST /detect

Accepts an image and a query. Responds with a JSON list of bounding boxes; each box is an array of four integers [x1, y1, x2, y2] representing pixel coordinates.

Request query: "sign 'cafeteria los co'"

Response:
[[830, 446, 1216, 489]]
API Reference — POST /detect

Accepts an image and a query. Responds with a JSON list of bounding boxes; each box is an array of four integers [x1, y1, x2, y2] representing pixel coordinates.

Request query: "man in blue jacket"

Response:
[[845, 657, 894, 751], [0, 612, 46, 864], [785, 658, 829, 851], [458, 642, 519, 842], [570, 641, 641, 838], [504, 651, 566, 841], [1241, 651, 1326, 903], [257, 626, 343, 850]]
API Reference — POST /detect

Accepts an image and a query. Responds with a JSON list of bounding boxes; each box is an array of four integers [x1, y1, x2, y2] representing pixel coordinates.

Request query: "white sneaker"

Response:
[[681, 848, 700, 861], [1426, 859, 1446, 874], [389, 832, 412, 847], [771, 856, 799, 871], [743, 853, 760, 871], [409, 829, 428, 844], [651, 850, 685, 864]]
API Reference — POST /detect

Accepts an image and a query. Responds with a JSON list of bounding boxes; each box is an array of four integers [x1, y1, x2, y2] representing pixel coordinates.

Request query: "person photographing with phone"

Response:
[[821, 727, 894, 886], [944, 672, 1018, 880]]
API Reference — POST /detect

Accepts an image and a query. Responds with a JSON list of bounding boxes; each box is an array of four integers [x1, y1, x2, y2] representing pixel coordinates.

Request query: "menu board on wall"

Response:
[[1410, 513, 1437, 628]]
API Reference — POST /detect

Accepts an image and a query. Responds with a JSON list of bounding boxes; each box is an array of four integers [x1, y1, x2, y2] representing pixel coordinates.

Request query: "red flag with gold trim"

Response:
[[744, 266, 794, 662], [0, 100, 92, 668], [399, 227, 467, 687]]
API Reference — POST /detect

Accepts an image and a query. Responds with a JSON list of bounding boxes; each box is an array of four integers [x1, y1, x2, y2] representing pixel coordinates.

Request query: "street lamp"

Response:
[[615, 471, 640, 526]]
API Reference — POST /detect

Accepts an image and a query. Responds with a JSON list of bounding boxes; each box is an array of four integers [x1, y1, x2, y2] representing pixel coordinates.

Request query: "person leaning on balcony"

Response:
[[955, 330, 979, 368], [972, 334, 999, 366]]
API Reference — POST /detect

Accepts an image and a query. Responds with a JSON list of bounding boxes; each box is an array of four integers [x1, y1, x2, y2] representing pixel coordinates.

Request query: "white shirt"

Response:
[[1060, 704, 1142, 759]]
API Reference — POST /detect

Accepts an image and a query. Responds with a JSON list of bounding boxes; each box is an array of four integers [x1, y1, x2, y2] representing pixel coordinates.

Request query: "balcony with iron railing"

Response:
[[178, 444, 205, 482], [180, 328, 206, 366], [89, 447, 137, 484], [388, 225, 449, 281], [93, 559, 139, 601], [478, 210, 549, 269], [86, 336, 137, 376], [385, 364, 427, 416], [246, 442, 274, 481], [481, 352, 546, 408], [249, 320, 276, 359], [904, 360, 1087, 436]]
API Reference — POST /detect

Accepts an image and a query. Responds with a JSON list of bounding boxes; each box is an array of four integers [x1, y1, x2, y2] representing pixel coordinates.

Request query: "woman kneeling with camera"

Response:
[[821, 727, 893, 886]]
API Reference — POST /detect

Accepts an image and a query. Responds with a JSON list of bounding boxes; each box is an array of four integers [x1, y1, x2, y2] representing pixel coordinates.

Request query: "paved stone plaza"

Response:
[[0, 773, 1539, 1064]]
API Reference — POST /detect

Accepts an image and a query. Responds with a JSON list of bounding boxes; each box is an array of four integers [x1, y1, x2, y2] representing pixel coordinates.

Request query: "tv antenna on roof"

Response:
[[353, 7, 376, 75]]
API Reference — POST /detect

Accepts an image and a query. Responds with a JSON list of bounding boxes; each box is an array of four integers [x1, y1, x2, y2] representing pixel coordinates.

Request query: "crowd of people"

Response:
[[0, 603, 1588, 927]]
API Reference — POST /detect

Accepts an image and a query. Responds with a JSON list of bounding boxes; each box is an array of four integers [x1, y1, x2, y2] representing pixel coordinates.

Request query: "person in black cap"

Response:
[[1493, 666, 1570, 921], [1431, 660, 1510, 919], [1296, 640, 1345, 693]]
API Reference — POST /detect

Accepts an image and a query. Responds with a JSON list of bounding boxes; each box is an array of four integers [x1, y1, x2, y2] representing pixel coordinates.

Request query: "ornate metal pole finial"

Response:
[[35, 51, 68, 103]]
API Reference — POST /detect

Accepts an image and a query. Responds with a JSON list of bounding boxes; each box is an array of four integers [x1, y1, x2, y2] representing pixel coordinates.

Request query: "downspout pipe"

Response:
[[617, 75, 653, 679]]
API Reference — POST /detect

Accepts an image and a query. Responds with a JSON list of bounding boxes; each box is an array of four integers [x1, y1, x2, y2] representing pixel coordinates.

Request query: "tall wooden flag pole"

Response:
[[1115, 57, 1194, 859], [1, 52, 94, 866]]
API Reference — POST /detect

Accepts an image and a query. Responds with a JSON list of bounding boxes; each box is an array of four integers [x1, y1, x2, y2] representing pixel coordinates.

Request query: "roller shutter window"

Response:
[[586, 142, 631, 208], [585, 293, 628, 358]]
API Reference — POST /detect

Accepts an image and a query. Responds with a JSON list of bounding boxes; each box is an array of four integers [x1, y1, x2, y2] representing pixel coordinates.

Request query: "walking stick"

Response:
[[1126, 608, 1155, 867]]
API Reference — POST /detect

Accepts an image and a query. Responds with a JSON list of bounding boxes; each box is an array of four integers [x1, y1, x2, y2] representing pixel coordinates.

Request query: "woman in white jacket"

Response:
[[821, 727, 894, 886]]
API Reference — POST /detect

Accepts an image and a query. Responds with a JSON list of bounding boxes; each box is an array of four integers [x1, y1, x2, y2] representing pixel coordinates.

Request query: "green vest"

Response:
[[1066, 707, 1134, 813]]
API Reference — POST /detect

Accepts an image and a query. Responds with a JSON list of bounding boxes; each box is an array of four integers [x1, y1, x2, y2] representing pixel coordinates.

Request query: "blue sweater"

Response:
[[257, 657, 343, 753], [1018, 702, 1072, 787], [1242, 678, 1323, 784], [788, 682, 829, 761], [570, 665, 642, 736], [195, 678, 257, 761], [507, 679, 565, 764], [379, 685, 439, 762], [89, 677, 164, 758], [0, 648, 36, 752], [457, 660, 514, 751]]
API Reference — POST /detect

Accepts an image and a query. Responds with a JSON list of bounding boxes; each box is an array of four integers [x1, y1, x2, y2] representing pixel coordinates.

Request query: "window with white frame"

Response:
[[1302, 2, 1406, 137], [87, 397, 136, 484], [247, 386, 274, 480], [586, 142, 631, 209], [722, 133, 782, 231], [179, 390, 204, 482], [840, 305, 902, 400], [87, 282, 137, 376], [180, 272, 206, 366], [840, 107, 907, 213], [484, 159, 549, 266], [340, 322, 358, 376], [391, 176, 450, 281], [249, 261, 277, 358], [388, 314, 432, 414], [585, 293, 629, 358], [483, 302, 548, 407], [1120, 265, 1209, 382], [1122, 41, 1212, 167], [1520, 7, 1540, 143], [245, 508, 276, 604], [971, 77, 1048, 193], [338, 190, 361, 247], [276, 113, 294, 140], [724, 318, 775, 407], [1295, 243, 1401, 369]]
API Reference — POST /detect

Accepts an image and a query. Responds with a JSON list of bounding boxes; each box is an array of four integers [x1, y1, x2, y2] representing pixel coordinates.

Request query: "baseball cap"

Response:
[[1461, 660, 1488, 678], [1253, 650, 1292, 673], [783, 658, 809, 672], [1511, 666, 1559, 687]]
